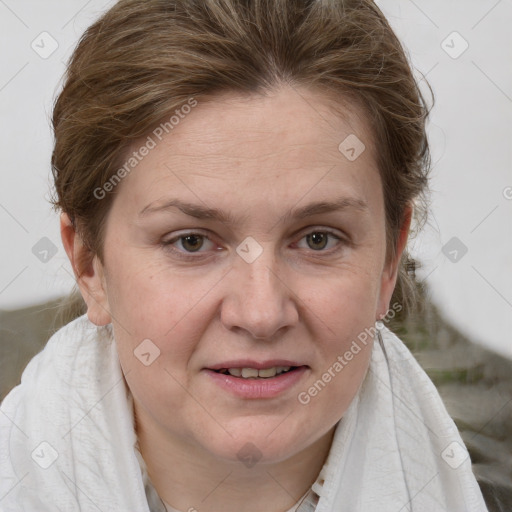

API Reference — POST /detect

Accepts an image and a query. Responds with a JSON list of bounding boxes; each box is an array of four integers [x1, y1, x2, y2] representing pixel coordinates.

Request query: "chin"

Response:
[[200, 416, 313, 466]]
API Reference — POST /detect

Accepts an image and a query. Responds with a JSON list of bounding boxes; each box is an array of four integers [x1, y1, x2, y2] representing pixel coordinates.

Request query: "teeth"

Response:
[[241, 368, 259, 378], [225, 366, 293, 379], [258, 367, 277, 378]]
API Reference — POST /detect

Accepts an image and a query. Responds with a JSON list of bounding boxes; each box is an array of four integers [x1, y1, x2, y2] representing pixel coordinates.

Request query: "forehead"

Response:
[[112, 86, 380, 218], [154, 87, 373, 164]]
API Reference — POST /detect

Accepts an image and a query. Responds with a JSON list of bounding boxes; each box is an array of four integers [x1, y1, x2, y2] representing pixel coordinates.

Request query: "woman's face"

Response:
[[78, 87, 404, 465]]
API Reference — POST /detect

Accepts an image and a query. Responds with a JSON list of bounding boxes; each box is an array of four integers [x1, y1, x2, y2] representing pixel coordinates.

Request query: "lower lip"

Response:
[[204, 367, 309, 399]]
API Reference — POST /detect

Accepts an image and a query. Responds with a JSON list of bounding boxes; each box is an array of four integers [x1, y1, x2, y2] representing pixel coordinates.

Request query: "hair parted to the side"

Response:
[[51, 0, 433, 314]]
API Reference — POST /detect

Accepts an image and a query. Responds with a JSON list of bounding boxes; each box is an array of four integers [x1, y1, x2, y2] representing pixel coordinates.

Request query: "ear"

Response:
[[376, 204, 412, 320], [60, 213, 112, 326]]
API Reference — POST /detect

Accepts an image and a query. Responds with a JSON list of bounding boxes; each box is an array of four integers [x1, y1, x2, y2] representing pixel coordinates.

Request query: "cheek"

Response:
[[105, 261, 211, 420], [297, 269, 379, 387], [105, 251, 219, 337], [300, 258, 382, 323], [102, 259, 211, 397]]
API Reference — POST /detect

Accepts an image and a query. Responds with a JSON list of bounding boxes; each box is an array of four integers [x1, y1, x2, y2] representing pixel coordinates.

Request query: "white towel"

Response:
[[0, 315, 488, 511]]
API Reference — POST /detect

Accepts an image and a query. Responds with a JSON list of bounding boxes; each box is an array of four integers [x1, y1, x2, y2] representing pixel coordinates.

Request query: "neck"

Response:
[[136, 406, 335, 512]]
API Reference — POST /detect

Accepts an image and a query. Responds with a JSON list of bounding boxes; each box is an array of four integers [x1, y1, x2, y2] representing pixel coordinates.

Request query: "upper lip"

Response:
[[207, 359, 307, 370]]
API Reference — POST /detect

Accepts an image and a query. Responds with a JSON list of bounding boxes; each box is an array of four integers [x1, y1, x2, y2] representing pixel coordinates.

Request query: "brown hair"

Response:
[[51, 0, 432, 313]]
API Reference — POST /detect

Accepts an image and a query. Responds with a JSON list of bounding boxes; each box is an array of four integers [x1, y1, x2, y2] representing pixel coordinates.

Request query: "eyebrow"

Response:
[[138, 196, 368, 224]]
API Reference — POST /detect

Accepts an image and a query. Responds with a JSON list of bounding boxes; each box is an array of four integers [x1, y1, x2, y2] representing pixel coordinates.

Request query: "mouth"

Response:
[[204, 361, 309, 399], [212, 366, 302, 379]]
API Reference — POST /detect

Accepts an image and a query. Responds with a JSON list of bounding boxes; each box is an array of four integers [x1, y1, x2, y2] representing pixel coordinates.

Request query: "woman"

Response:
[[0, 0, 488, 510]]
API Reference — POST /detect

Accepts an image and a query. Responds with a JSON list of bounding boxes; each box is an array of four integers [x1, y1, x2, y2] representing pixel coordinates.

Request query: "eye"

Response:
[[295, 230, 344, 253], [161, 228, 347, 260], [162, 232, 217, 257]]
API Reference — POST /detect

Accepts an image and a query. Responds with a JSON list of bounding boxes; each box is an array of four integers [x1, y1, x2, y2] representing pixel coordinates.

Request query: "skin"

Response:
[[61, 86, 411, 512]]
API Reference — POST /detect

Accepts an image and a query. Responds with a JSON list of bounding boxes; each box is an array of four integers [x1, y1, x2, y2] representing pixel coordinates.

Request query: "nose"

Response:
[[220, 249, 299, 341]]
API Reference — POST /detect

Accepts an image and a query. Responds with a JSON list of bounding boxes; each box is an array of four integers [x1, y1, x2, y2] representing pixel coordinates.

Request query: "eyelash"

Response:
[[161, 228, 347, 261]]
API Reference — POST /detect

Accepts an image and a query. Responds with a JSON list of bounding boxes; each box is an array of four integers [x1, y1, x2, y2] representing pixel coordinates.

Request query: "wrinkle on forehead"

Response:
[[146, 85, 376, 164]]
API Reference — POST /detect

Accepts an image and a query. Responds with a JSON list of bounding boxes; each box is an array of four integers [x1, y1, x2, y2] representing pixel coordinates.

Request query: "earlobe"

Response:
[[376, 205, 413, 319], [60, 213, 112, 326]]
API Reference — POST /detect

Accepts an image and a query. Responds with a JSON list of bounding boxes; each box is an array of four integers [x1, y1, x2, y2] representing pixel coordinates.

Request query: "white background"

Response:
[[0, 1, 511, 357]]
